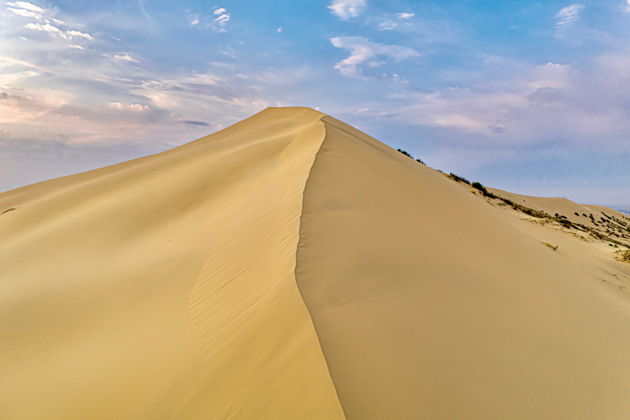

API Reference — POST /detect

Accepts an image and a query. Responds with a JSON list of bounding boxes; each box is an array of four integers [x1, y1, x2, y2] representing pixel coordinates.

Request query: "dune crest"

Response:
[[2, 107, 630, 419]]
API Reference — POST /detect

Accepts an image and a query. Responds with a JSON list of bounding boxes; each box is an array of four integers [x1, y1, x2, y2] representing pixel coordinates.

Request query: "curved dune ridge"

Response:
[[2, 107, 630, 419]]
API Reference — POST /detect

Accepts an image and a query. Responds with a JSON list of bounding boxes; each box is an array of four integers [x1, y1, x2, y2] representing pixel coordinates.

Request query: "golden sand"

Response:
[[2, 107, 629, 419]]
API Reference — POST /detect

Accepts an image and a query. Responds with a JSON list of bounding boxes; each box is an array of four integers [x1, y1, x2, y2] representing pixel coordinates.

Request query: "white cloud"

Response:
[[24, 22, 63, 35], [397, 12, 414, 19], [328, 0, 366, 20], [7, 6, 41, 19], [187, 7, 230, 31], [66, 30, 94, 40], [214, 14, 229, 24], [24, 22, 94, 40], [378, 11, 415, 31], [626, 0, 630, 13], [6, 1, 44, 13], [6, 1, 46, 21], [13, 3, 95, 42], [211, 7, 230, 31], [330, 36, 419, 78], [112, 53, 140, 63], [109, 102, 149, 112], [555, 4, 584, 31]]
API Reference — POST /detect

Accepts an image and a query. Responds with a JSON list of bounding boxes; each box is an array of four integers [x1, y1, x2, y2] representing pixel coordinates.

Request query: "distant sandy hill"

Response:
[[487, 187, 630, 246], [2, 107, 630, 419]]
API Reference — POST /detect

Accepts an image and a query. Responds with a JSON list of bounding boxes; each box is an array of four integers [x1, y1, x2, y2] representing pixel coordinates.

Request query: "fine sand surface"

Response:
[[0, 108, 344, 419], [2, 107, 630, 419], [295, 115, 630, 419]]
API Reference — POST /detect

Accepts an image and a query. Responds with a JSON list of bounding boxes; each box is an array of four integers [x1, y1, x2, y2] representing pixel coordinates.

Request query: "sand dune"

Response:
[[489, 187, 630, 245], [2, 107, 630, 419], [0, 108, 344, 419]]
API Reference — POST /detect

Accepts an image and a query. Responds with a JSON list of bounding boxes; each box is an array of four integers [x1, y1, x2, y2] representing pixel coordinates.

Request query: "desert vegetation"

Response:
[[442, 177, 630, 248], [449, 173, 471, 185], [396, 148, 425, 165]]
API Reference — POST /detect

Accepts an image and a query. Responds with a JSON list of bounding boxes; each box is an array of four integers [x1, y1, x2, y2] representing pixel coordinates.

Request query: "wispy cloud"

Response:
[[378, 11, 416, 31], [330, 36, 419, 78], [188, 13, 200, 26], [378, 20, 398, 31], [187, 6, 231, 32], [23, 22, 62, 35], [112, 53, 140, 63], [397, 12, 415, 19], [7, 6, 41, 19], [137, 0, 151, 21], [6, 1, 44, 14], [211, 7, 230, 31], [65, 30, 94, 40], [23, 23, 94, 41], [108, 102, 149, 112], [395, 55, 630, 153], [555, 4, 584, 34], [6, 1, 95, 43], [328, 0, 366, 20]]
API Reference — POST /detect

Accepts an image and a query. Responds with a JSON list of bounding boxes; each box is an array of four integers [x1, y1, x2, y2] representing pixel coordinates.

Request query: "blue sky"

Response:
[[1, 0, 629, 207]]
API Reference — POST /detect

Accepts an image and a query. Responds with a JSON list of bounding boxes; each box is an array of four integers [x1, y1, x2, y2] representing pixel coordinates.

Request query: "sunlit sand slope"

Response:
[[296, 115, 630, 419], [0, 108, 344, 419]]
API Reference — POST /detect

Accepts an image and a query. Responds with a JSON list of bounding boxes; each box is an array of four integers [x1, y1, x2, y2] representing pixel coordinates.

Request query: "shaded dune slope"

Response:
[[2, 107, 630, 419]]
